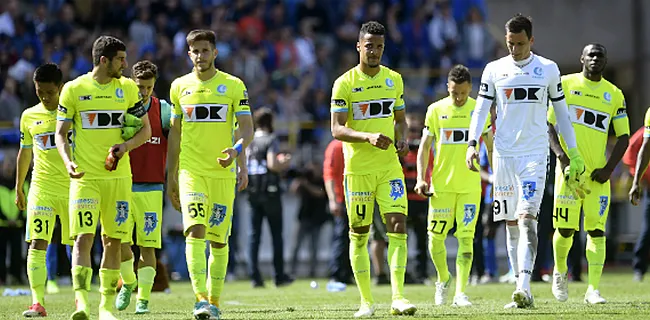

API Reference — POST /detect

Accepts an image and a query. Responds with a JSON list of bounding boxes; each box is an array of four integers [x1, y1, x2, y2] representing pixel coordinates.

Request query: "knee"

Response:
[[140, 247, 156, 261], [588, 229, 605, 238], [558, 228, 575, 238], [211, 241, 227, 249], [29, 239, 48, 251], [351, 225, 370, 234], [457, 237, 474, 256], [75, 234, 94, 250], [186, 225, 206, 239], [386, 214, 407, 234]]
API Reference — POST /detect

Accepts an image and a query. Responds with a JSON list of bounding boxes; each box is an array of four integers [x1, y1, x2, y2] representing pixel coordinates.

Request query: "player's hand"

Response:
[[237, 168, 248, 192], [566, 148, 585, 183], [395, 139, 409, 157], [591, 167, 613, 184], [466, 145, 479, 171], [166, 174, 181, 211], [111, 144, 128, 159], [329, 199, 342, 217], [630, 182, 642, 206], [217, 148, 238, 168], [65, 161, 85, 179], [367, 133, 393, 150], [15, 188, 26, 211], [563, 166, 590, 200], [414, 180, 434, 198]]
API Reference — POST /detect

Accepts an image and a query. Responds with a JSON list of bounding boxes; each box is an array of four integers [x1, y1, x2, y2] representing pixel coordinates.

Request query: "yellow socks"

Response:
[[99, 268, 120, 312], [186, 237, 208, 301], [208, 246, 229, 307], [586, 235, 606, 291], [120, 258, 137, 286], [456, 237, 474, 295], [27, 249, 47, 305], [386, 232, 408, 301], [553, 230, 573, 274], [137, 266, 156, 301], [71, 265, 92, 312], [349, 232, 373, 305], [428, 235, 450, 283]]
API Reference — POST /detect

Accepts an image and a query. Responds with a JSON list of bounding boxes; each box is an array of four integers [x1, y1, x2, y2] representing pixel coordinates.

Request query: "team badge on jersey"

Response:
[[599, 196, 608, 217], [115, 88, 124, 99], [388, 179, 405, 200], [115, 201, 129, 226], [463, 204, 476, 226], [522, 181, 537, 201], [217, 85, 227, 94], [385, 78, 394, 88], [209, 204, 227, 227], [533, 67, 543, 77], [143, 212, 158, 235], [603, 92, 612, 102]]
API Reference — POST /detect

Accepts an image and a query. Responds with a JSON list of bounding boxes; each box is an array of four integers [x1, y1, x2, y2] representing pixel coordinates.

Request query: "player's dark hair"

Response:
[[505, 14, 533, 39], [359, 21, 385, 39], [186, 29, 216, 47], [92, 36, 127, 66], [132, 60, 158, 80], [33, 63, 63, 85], [448, 64, 471, 84], [254, 107, 274, 133]]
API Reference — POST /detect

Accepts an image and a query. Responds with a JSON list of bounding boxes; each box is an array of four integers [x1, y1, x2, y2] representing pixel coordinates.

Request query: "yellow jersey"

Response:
[[57, 73, 141, 179], [170, 70, 250, 178], [20, 103, 70, 192], [330, 66, 405, 175], [548, 73, 630, 173]]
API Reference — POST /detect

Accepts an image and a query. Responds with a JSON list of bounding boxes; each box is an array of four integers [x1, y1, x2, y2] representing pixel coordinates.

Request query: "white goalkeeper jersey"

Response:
[[478, 53, 564, 157]]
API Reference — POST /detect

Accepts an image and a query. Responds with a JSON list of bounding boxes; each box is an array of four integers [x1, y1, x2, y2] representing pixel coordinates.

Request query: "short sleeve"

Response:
[[423, 106, 436, 138], [643, 108, 650, 138], [125, 79, 146, 118], [233, 80, 251, 116], [394, 73, 405, 111], [19, 112, 32, 148], [548, 64, 565, 102], [478, 64, 495, 100], [330, 78, 350, 113], [611, 90, 630, 137], [160, 99, 173, 130], [170, 80, 182, 120], [57, 82, 75, 121]]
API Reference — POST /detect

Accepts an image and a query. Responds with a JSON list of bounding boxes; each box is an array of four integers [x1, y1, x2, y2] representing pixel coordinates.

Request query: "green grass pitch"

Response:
[[3, 273, 650, 319]]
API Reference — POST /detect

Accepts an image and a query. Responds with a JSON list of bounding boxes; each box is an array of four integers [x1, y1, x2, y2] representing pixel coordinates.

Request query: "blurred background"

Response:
[[1, 0, 648, 288]]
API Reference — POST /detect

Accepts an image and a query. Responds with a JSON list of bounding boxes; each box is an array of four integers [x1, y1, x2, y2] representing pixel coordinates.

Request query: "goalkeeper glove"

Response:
[[563, 166, 591, 199], [566, 148, 585, 182], [121, 113, 143, 140]]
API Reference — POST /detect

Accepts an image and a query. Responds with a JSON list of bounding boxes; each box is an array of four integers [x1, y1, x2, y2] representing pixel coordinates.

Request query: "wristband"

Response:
[[468, 140, 477, 147], [234, 142, 243, 155]]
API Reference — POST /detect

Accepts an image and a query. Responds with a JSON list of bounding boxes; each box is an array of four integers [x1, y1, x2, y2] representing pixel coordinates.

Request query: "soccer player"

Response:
[[166, 29, 253, 320], [466, 14, 584, 309], [330, 21, 416, 317], [115, 60, 172, 314], [415, 65, 492, 307], [56, 36, 152, 320], [16, 63, 73, 317]]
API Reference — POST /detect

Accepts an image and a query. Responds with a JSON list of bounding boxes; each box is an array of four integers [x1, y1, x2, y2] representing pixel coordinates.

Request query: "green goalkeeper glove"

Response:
[[564, 148, 589, 199], [121, 113, 143, 140], [563, 166, 591, 199]]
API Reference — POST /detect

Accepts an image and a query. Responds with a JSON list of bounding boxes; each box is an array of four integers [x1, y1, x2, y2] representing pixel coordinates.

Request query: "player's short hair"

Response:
[[92, 36, 126, 66], [254, 107, 274, 132], [505, 13, 533, 39], [186, 29, 216, 48], [359, 21, 385, 39], [132, 60, 158, 80], [448, 64, 471, 84], [33, 63, 63, 85]]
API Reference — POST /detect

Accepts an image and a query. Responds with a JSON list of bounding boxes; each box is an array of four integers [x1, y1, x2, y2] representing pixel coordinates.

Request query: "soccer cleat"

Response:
[[452, 294, 472, 307], [23, 303, 47, 317], [193, 300, 212, 320], [98, 309, 119, 320], [47, 280, 60, 294], [512, 289, 534, 308], [390, 299, 417, 316], [134, 300, 150, 314], [552, 271, 569, 302], [70, 301, 90, 320], [434, 275, 451, 305], [208, 304, 221, 320], [584, 289, 606, 304], [115, 282, 136, 311], [353, 303, 375, 318]]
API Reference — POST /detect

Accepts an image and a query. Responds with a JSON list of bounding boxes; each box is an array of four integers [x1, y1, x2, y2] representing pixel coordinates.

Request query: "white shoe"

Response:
[[552, 271, 569, 302], [434, 275, 451, 305], [512, 289, 534, 308], [584, 289, 606, 304], [503, 301, 519, 309], [452, 293, 472, 307], [354, 303, 375, 318], [499, 271, 516, 284], [390, 299, 417, 316]]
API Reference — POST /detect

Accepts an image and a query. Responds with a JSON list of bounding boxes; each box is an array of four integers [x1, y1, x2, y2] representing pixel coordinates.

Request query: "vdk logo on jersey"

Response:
[[503, 86, 543, 103], [599, 196, 608, 217], [463, 204, 476, 226], [440, 128, 469, 144], [80, 111, 124, 129], [182, 104, 228, 122], [352, 99, 394, 120], [388, 179, 405, 200], [522, 181, 536, 200], [34, 131, 73, 150], [569, 105, 609, 133], [143, 212, 158, 235], [209, 204, 227, 227]]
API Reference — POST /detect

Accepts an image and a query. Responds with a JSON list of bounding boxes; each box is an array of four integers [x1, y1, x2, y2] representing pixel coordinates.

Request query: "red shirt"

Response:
[[623, 127, 650, 183], [323, 140, 344, 203], [130, 97, 168, 184]]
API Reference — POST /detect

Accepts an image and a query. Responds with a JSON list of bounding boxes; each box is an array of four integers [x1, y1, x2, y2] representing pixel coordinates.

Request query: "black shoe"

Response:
[[252, 280, 265, 288], [275, 275, 294, 287], [373, 273, 390, 285]]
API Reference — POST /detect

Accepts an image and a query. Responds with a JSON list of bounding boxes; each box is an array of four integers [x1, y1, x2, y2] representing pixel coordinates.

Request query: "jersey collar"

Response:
[[580, 75, 603, 90], [355, 65, 383, 79], [511, 53, 535, 68], [194, 69, 220, 83]]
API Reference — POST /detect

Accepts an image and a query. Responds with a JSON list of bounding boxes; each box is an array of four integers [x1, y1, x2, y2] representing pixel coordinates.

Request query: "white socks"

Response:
[[517, 218, 538, 293], [506, 224, 520, 277]]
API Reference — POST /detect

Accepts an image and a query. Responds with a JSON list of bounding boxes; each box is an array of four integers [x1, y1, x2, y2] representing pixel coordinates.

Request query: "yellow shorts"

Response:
[[343, 168, 408, 228], [69, 177, 132, 239], [122, 187, 163, 248], [553, 170, 610, 232], [179, 170, 236, 243], [25, 188, 73, 245], [428, 192, 480, 239]]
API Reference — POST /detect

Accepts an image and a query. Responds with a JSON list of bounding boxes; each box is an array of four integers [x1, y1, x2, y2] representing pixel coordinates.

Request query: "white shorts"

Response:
[[492, 153, 548, 221]]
